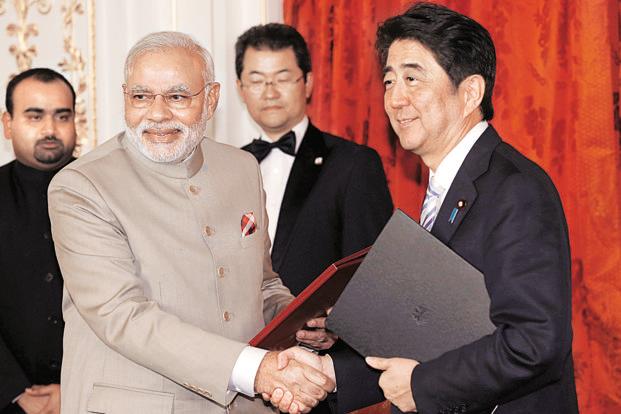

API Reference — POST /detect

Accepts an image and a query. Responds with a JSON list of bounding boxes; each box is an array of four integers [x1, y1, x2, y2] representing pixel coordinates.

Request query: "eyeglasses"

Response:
[[241, 75, 304, 94], [122, 83, 212, 109]]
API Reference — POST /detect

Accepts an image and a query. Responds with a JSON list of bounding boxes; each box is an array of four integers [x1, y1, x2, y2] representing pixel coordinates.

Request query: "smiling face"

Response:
[[383, 39, 482, 170], [237, 47, 312, 141], [2, 78, 76, 171], [123, 47, 220, 163]]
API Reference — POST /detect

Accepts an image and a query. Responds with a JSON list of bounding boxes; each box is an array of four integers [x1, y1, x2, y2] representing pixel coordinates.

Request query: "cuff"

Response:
[[227, 346, 268, 397], [12, 392, 25, 404]]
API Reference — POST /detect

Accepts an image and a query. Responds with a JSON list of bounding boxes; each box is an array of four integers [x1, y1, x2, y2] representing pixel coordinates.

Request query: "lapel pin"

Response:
[[314, 157, 323, 165], [449, 199, 467, 224]]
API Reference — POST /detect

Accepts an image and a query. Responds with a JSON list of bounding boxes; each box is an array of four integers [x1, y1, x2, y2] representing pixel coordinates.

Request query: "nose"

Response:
[[41, 115, 56, 137], [386, 81, 408, 109], [146, 94, 173, 122], [263, 82, 281, 99]]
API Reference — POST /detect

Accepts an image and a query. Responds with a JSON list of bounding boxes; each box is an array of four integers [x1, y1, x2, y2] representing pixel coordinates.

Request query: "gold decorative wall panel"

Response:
[[0, 0, 96, 154]]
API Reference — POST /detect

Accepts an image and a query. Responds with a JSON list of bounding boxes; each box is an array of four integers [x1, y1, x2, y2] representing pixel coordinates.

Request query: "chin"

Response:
[[396, 136, 423, 152]]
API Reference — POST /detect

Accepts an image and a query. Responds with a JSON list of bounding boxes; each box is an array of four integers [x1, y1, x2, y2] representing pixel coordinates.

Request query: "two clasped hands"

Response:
[[254, 315, 420, 413]]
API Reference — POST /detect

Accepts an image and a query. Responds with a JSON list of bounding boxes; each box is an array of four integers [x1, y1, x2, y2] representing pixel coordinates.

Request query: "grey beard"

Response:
[[125, 115, 207, 163]]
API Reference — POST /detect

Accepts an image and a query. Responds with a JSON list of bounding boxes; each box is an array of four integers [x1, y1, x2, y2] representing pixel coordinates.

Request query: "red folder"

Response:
[[250, 247, 370, 350]]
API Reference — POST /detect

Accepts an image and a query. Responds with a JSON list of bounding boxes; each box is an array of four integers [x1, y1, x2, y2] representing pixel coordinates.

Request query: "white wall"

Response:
[[0, 0, 283, 166]]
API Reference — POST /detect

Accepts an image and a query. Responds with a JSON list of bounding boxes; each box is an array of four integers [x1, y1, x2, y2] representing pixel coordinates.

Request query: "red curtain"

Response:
[[284, 1, 621, 413]]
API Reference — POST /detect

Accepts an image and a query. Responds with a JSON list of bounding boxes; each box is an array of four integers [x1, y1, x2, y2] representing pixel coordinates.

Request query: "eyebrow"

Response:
[[383, 62, 424, 75], [24, 107, 73, 115], [128, 84, 192, 93], [247, 69, 292, 77]]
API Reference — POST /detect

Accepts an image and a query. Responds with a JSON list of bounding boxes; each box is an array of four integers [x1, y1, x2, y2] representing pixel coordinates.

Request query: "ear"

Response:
[[2, 111, 12, 141], [235, 78, 246, 102], [205, 82, 221, 120], [304, 71, 314, 100], [459, 74, 485, 118]]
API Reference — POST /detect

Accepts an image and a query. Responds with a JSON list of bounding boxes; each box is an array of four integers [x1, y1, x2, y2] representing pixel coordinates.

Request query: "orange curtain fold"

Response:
[[285, 1, 621, 413]]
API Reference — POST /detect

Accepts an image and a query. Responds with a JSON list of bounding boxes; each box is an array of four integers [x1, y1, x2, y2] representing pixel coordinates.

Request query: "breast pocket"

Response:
[[86, 383, 174, 414], [240, 230, 263, 249]]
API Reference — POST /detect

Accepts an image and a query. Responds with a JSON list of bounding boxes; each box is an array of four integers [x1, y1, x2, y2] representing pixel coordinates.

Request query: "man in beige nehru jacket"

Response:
[[48, 31, 334, 414]]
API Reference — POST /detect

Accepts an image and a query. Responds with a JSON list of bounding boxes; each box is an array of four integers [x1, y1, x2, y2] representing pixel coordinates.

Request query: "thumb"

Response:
[[25, 385, 50, 395], [277, 348, 297, 370], [365, 356, 390, 371]]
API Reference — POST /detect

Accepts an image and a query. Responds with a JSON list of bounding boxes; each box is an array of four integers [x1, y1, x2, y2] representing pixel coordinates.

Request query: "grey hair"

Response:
[[124, 31, 215, 83]]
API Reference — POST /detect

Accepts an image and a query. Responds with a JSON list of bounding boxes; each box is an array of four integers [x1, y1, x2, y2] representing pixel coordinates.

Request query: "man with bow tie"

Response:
[[237, 25, 394, 356]]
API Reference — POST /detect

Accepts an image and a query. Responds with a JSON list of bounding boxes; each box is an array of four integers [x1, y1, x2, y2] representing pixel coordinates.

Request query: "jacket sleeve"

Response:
[[0, 333, 30, 411], [48, 169, 248, 407], [340, 146, 394, 256], [411, 172, 573, 413]]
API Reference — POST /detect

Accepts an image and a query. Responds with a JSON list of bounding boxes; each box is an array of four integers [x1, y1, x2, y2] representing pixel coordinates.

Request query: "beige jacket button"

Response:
[[217, 266, 226, 277], [204, 226, 215, 236], [223, 311, 231, 321], [189, 185, 200, 195]]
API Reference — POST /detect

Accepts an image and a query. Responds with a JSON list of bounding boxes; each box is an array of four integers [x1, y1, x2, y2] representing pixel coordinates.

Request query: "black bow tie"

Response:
[[245, 131, 296, 163]]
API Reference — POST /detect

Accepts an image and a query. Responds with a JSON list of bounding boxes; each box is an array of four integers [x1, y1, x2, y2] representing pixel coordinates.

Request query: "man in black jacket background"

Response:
[[0, 68, 76, 414]]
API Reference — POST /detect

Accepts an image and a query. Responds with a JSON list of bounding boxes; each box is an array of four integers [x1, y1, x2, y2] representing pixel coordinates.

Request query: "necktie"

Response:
[[245, 131, 296, 163], [420, 177, 444, 231]]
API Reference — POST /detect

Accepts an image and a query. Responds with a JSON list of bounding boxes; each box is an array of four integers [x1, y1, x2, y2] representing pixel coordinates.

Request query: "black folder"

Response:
[[326, 209, 495, 362]]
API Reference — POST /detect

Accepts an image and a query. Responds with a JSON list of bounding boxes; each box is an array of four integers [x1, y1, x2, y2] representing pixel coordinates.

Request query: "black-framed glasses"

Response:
[[123, 82, 213, 109], [241, 75, 304, 94]]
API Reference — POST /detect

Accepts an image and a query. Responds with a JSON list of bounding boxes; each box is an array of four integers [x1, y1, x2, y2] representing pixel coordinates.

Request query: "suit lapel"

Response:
[[431, 126, 501, 244], [271, 123, 328, 270]]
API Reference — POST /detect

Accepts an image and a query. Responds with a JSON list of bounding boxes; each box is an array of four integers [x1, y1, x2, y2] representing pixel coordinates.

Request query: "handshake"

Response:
[[254, 316, 337, 414], [255, 346, 335, 414], [252, 315, 420, 414]]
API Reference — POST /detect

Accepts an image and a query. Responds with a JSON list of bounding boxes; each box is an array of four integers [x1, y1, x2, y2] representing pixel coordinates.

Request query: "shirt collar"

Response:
[[259, 115, 309, 154], [430, 121, 488, 192]]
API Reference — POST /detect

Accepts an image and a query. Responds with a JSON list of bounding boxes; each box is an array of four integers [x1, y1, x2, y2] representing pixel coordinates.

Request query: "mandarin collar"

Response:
[[14, 159, 69, 186]]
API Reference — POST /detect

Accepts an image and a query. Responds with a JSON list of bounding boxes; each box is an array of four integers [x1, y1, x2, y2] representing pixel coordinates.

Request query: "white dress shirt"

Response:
[[228, 116, 309, 398], [428, 121, 488, 216], [259, 116, 309, 249]]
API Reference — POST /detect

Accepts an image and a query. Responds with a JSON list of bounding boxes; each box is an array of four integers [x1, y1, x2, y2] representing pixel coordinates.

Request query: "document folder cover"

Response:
[[250, 247, 369, 350], [327, 209, 495, 362]]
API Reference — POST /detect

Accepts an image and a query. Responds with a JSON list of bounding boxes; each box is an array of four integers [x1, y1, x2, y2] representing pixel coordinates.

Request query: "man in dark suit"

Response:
[[276, 3, 579, 414], [236, 24, 393, 329], [0, 68, 76, 414]]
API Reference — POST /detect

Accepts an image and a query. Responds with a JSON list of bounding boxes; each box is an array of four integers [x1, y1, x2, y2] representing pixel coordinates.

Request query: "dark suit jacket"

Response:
[[331, 125, 578, 414], [0, 161, 65, 414], [244, 122, 393, 296]]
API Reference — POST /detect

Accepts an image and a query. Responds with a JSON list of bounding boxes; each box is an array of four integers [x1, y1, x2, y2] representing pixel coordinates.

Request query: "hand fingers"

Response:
[[277, 390, 294, 412], [298, 378, 329, 401], [296, 329, 327, 342], [25, 386, 50, 396], [305, 316, 327, 329], [296, 330, 336, 350], [288, 390, 318, 411], [279, 347, 323, 371], [261, 392, 270, 401], [366, 356, 390, 370], [269, 388, 284, 405]]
